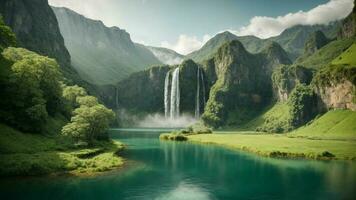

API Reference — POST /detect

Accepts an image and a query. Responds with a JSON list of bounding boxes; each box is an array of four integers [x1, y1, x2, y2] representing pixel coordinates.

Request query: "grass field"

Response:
[[187, 109, 356, 160], [188, 133, 356, 160], [0, 124, 125, 176], [332, 43, 356, 66], [290, 110, 356, 140]]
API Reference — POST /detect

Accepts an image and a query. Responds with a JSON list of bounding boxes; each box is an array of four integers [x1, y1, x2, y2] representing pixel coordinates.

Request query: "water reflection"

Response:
[[0, 129, 355, 200]]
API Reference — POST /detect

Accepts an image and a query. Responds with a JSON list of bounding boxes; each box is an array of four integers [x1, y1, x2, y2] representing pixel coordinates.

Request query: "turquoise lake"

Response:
[[0, 128, 355, 200]]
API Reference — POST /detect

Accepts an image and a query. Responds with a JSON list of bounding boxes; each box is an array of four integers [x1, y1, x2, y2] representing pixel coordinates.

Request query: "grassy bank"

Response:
[[0, 124, 125, 177], [181, 110, 356, 160], [188, 133, 356, 160]]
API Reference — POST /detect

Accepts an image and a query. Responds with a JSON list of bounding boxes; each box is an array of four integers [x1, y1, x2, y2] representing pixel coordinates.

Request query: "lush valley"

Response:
[[0, 1, 355, 196]]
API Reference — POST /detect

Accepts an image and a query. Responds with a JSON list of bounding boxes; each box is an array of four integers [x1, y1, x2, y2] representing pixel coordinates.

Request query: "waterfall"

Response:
[[200, 68, 206, 107], [170, 68, 180, 119], [164, 71, 170, 118], [194, 67, 206, 119], [195, 67, 200, 118]]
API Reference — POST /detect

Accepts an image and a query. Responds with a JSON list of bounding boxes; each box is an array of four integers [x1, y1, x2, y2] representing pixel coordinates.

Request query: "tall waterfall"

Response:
[[164, 68, 180, 119], [164, 67, 205, 119], [164, 72, 170, 118]]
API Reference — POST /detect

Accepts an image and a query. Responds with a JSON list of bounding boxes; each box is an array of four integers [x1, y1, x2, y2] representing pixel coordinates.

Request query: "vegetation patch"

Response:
[[296, 38, 354, 69], [160, 123, 212, 141], [0, 124, 124, 177]]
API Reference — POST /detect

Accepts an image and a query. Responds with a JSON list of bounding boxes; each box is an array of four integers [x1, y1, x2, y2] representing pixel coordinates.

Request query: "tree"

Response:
[[62, 85, 87, 106], [0, 16, 16, 50], [0, 47, 63, 132], [61, 95, 115, 144]]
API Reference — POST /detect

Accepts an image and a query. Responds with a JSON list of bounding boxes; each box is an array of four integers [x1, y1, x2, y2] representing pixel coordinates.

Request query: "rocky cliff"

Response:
[[52, 7, 161, 85], [0, 0, 71, 68], [272, 65, 313, 102], [338, 0, 356, 39]]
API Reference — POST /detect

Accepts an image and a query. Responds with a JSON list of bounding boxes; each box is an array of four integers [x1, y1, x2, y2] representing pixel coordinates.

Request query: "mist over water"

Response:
[[137, 113, 197, 128]]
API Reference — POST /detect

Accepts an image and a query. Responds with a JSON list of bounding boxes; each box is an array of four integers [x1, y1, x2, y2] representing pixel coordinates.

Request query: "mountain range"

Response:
[[187, 22, 341, 63]]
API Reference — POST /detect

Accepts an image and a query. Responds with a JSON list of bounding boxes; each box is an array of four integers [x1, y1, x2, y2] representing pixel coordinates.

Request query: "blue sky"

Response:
[[49, 0, 353, 54]]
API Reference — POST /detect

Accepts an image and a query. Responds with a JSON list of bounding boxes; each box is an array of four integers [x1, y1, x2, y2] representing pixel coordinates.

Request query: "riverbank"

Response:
[[187, 133, 356, 160], [0, 124, 125, 177]]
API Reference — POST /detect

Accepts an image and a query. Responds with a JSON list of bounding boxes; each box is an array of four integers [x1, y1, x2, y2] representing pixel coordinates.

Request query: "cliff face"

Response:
[[115, 59, 208, 115], [272, 65, 313, 102], [116, 65, 171, 113], [0, 0, 70, 68], [316, 81, 356, 111], [52, 7, 161, 85], [338, 0, 356, 39]]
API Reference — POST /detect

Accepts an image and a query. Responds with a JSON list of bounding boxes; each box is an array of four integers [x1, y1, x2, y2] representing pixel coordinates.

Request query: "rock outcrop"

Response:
[[0, 0, 70, 68], [315, 81, 356, 111], [338, 0, 356, 39]]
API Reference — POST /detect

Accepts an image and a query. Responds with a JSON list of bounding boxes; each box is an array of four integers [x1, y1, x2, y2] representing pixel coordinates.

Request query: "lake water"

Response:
[[1, 128, 355, 200]]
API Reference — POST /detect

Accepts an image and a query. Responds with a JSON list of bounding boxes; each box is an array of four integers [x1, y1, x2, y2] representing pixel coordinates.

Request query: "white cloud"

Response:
[[233, 0, 354, 39], [161, 34, 211, 55]]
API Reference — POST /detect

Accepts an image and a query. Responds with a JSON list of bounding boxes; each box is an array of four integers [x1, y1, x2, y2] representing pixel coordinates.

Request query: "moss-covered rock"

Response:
[[201, 40, 291, 128]]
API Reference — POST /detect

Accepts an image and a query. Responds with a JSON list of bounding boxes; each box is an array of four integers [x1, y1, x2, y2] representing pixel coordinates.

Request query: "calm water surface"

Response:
[[1, 128, 356, 200]]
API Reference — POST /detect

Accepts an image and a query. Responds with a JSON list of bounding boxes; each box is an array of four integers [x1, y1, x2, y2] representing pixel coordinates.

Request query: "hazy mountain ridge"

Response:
[[146, 46, 184, 65], [52, 6, 162, 85], [187, 22, 341, 63]]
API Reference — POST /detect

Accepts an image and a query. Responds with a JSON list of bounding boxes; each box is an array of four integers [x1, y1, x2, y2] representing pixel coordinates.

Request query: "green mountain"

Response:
[[295, 31, 331, 63], [52, 7, 162, 85], [186, 31, 238, 62], [201, 40, 291, 127], [187, 22, 340, 63], [295, 38, 354, 69], [146, 46, 184, 65], [268, 22, 340, 60]]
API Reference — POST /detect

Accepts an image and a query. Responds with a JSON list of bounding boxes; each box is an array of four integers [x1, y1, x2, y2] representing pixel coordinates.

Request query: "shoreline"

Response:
[[185, 133, 356, 160]]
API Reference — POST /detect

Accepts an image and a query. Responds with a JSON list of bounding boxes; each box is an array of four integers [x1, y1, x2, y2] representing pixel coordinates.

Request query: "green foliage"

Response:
[[312, 64, 356, 87], [0, 48, 63, 132], [296, 38, 354, 69], [0, 16, 16, 50], [253, 103, 293, 133], [201, 81, 226, 128], [0, 123, 124, 176], [62, 90, 115, 144], [332, 43, 356, 66], [272, 64, 313, 94], [159, 133, 188, 141], [62, 84, 87, 105], [287, 84, 318, 127], [201, 40, 287, 128]]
